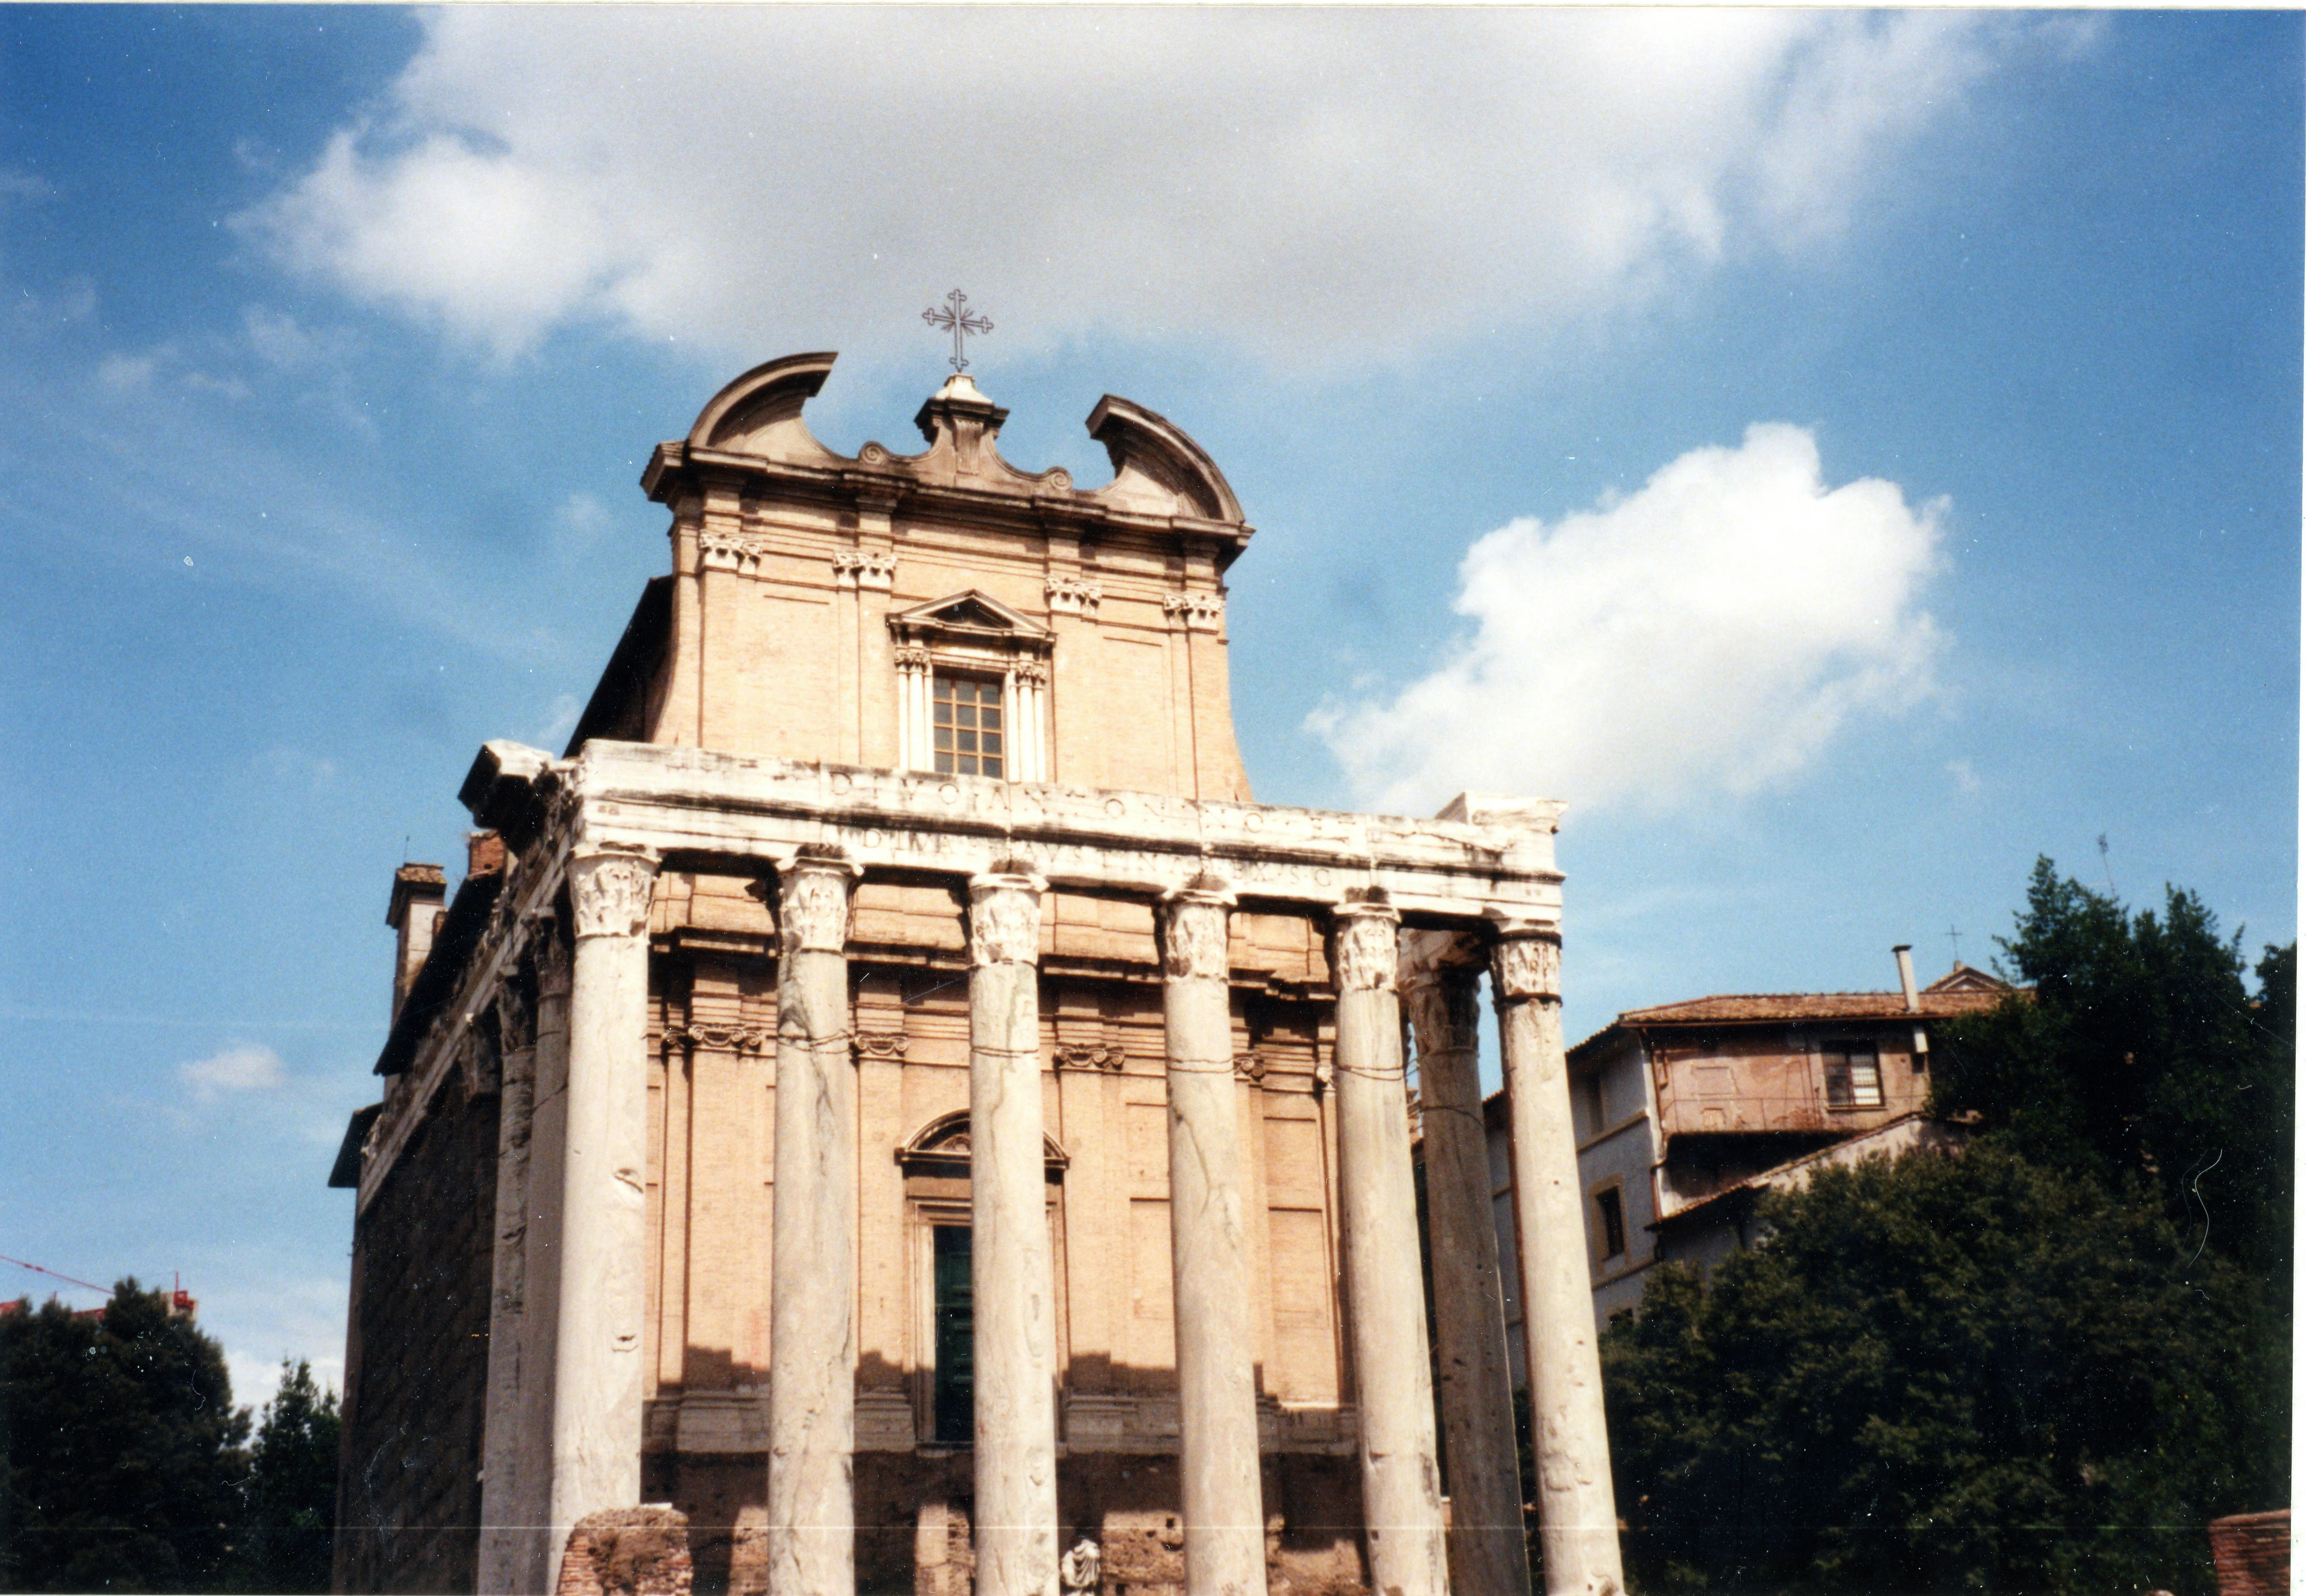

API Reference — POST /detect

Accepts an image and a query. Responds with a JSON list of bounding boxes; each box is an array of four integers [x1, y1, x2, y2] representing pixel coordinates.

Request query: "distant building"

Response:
[[1484, 952, 2014, 1327]]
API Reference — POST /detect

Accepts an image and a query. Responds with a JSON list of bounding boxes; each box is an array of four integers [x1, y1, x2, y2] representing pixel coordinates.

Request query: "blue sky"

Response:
[[0, 8, 2295, 1405]]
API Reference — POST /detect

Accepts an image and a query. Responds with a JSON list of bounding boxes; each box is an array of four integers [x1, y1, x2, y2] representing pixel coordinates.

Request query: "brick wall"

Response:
[[337, 1083, 500, 1593]]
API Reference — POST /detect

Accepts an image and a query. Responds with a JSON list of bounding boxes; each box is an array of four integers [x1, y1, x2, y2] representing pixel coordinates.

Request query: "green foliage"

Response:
[[1604, 1147, 2270, 1595], [1931, 858, 2294, 1287], [0, 1279, 250, 1593], [229, 1360, 340, 1594]]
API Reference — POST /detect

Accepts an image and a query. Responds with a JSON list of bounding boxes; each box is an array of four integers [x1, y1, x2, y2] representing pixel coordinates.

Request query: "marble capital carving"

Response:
[[1329, 902, 1401, 993], [569, 848, 659, 940], [777, 852, 860, 956], [852, 1031, 910, 1061], [833, 549, 896, 590], [1161, 591, 1225, 632], [495, 977, 538, 1055], [1490, 927, 1562, 1003], [700, 528, 765, 575], [1485, 922, 1559, 996], [968, 871, 1047, 967], [1159, 884, 1234, 983], [1045, 575, 1102, 616], [1055, 1042, 1121, 1072], [894, 644, 933, 670]]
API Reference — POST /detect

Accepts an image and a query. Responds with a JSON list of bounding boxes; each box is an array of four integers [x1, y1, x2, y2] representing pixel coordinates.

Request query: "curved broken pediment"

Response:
[[898, 1108, 1070, 1173], [1085, 395, 1244, 523], [685, 350, 845, 462]]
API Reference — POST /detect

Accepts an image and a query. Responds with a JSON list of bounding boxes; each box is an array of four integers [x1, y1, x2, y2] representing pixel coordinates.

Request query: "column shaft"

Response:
[[514, 929, 572, 1594], [969, 870, 1058, 1596], [478, 965, 541, 1595], [1405, 941, 1533, 1596], [1494, 928, 1624, 1596], [549, 849, 659, 1555], [1330, 899, 1447, 1596], [1161, 884, 1269, 1596], [767, 852, 862, 1596]]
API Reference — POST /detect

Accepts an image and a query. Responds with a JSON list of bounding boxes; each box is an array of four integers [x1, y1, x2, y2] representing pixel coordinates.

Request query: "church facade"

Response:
[[328, 353, 1621, 1596]]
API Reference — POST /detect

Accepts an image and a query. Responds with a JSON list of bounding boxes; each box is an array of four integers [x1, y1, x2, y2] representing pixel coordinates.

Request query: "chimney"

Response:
[[1893, 944, 1929, 1059], [387, 862, 448, 1024]]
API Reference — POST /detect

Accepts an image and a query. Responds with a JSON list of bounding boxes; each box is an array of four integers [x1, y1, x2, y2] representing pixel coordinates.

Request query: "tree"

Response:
[[1931, 858, 2294, 1286], [0, 1279, 250, 1592], [231, 1360, 339, 1594], [1603, 1147, 2271, 1595]]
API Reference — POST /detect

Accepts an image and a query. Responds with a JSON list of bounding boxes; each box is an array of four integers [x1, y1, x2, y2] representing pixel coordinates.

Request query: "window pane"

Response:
[[1849, 1046, 1883, 1108], [933, 1227, 974, 1444], [934, 751, 954, 775], [1597, 1188, 1626, 1259], [1824, 1050, 1854, 1108]]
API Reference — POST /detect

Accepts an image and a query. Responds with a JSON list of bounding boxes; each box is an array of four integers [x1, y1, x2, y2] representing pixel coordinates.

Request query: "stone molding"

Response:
[[968, 871, 1047, 967], [683, 1024, 768, 1055], [1329, 901, 1401, 994], [852, 1031, 910, 1062], [1054, 1042, 1122, 1073], [570, 848, 659, 940]]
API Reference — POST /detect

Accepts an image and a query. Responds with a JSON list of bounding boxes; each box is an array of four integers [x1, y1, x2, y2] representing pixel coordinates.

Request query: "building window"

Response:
[[1594, 1187, 1626, 1261], [932, 1225, 973, 1444], [932, 674, 1004, 778], [1823, 1042, 1883, 1109], [1579, 1072, 1606, 1139]]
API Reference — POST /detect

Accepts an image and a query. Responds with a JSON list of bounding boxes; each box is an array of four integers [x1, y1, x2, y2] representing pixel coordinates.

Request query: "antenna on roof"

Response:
[[2097, 832, 2117, 896]]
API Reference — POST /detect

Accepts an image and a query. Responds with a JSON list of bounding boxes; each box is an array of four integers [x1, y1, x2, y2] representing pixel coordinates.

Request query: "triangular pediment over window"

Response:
[[889, 589, 1052, 648]]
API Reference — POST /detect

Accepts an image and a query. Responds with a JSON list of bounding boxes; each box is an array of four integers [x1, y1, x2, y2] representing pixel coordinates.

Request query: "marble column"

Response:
[[968, 867, 1058, 1596], [1402, 934, 1533, 1596], [767, 849, 863, 1596], [1329, 893, 1447, 1596], [1492, 922, 1624, 1596], [1159, 879, 1269, 1596], [549, 846, 659, 1556], [478, 961, 541, 1595], [514, 925, 572, 1595]]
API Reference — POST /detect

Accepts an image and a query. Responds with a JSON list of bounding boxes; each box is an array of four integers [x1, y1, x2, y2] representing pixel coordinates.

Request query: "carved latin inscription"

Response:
[[569, 849, 659, 940], [1491, 929, 1563, 1003], [968, 872, 1046, 967], [778, 854, 859, 955], [1329, 903, 1401, 993]]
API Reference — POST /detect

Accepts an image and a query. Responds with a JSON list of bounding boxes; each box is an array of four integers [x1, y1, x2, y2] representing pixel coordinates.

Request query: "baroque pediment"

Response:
[[889, 590, 1052, 650]]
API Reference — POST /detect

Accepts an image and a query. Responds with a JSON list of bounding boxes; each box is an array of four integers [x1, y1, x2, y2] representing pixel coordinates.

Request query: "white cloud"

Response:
[[234, 10, 2058, 365], [179, 1042, 287, 1101], [1313, 423, 1945, 816]]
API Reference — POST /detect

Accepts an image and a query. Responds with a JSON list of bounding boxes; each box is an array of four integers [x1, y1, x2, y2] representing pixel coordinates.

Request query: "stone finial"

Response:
[[569, 847, 660, 940], [777, 849, 860, 956], [554, 1506, 693, 1596], [968, 868, 1047, 967]]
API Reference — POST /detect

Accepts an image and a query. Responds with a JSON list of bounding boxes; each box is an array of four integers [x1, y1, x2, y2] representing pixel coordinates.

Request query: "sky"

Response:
[[0, 8, 2295, 1409]]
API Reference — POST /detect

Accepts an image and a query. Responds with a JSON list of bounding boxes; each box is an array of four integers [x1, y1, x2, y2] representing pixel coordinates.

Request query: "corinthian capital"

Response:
[[1160, 878, 1235, 982], [968, 868, 1047, 968], [778, 849, 861, 956], [1488, 920, 1562, 1004], [1328, 897, 1402, 994], [568, 847, 659, 940]]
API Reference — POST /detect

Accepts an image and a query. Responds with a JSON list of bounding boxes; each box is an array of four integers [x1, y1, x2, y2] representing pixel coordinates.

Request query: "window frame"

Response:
[[1821, 1038, 1885, 1110]]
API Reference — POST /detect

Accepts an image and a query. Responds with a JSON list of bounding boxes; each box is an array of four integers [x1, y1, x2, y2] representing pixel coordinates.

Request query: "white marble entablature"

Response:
[[358, 735, 1565, 1214]]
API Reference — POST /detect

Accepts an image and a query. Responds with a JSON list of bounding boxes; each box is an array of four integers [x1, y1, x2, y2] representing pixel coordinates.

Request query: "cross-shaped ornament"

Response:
[[922, 289, 992, 373]]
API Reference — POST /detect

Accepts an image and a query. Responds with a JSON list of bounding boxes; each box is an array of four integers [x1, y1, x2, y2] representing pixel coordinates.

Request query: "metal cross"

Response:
[[922, 289, 993, 373], [1946, 925, 1964, 964]]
